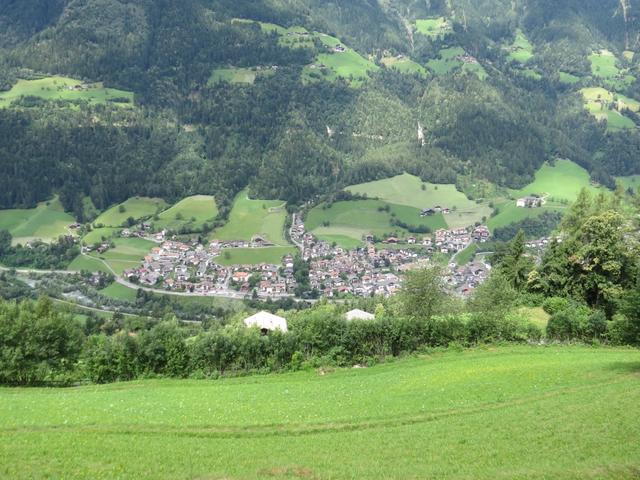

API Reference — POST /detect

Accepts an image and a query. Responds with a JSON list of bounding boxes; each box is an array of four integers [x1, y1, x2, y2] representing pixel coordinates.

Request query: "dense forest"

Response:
[[1, 0, 640, 214]]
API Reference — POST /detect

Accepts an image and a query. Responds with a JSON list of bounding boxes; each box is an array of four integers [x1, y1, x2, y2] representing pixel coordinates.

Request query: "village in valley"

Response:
[[114, 206, 500, 300]]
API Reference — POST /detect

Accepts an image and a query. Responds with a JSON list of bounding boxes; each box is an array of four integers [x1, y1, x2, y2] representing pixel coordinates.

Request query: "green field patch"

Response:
[[0, 76, 133, 109], [82, 227, 121, 245], [306, 199, 447, 248], [94, 197, 167, 228], [1, 346, 639, 478], [616, 175, 640, 192], [212, 191, 288, 245], [488, 201, 565, 231], [346, 173, 491, 229], [381, 56, 428, 77], [427, 47, 486, 80], [589, 50, 636, 90], [99, 282, 139, 301], [89, 237, 155, 275], [506, 30, 534, 63], [67, 254, 111, 274], [208, 67, 276, 86], [509, 159, 600, 203], [0, 197, 76, 245], [303, 34, 379, 87], [415, 17, 452, 39], [455, 243, 479, 265], [216, 246, 296, 266], [520, 68, 542, 80], [580, 87, 637, 131], [559, 71, 581, 84], [233, 19, 315, 49], [155, 196, 218, 232]]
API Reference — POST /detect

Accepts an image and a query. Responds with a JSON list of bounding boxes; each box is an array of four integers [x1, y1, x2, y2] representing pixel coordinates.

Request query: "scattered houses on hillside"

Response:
[[517, 196, 543, 208]]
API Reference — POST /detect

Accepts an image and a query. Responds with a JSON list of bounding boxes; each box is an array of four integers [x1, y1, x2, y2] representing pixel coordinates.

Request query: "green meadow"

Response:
[[82, 227, 121, 245], [303, 34, 379, 87], [154, 196, 218, 232], [415, 17, 452, 38], [581, 87, 638, 131], [88, 237, 155, 275], [216, 246, 297, 266], [559, 71, 581, 84], [617, 175, 640, 191], [0, 197, 75, 245], [589, 50, 635, 90], [233, 19, 315, 49], [381, 56, 428, 77], [507, 30, 534, 63], [0, 76, 133, 108], [208, 67, 275, 86], [488, 201, 565, 231], [99, 282, 139, 301], [427, 47, 487, 79], [94, 197, 167, 228], [67, 254, 112, 274], [509, 159, 600, 202], [346, 173, 492, 229], [305, 199, 447, 248], [212, 191, 288, 245], [1, 346, 639, 479]]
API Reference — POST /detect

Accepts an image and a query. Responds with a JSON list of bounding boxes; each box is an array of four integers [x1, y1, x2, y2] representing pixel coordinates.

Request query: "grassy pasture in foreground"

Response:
[[0, 76, 133, 108], [346, 173, 492, 229], [154, 196, 218, 232], [94, 197, 167, 228], [0, 197, 75, 246], [212, 191, 288, 245], [1, 346, 639, 479]]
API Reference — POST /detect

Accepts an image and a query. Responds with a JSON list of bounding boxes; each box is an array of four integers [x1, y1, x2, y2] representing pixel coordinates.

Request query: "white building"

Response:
[[345, 309, 375, 321], [243, 311, 288, 333]]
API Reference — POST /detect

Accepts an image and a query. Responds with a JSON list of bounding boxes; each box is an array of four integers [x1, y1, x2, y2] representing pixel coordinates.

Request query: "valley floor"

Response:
[[1, 346, 639, 479]]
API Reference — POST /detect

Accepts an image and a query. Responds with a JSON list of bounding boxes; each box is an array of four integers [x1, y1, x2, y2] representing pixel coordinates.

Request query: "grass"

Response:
[[381, 56, 428, 77], [589, 50, 636, 91], [208, 68, 275, 86], [89, 237, 155, 275], [415, 17, 452, 38], [99, 282, 139, 301], [559, 71, 581, 84], [303, 34, 379, 87], [154, 196, 218, 232], [487, 201, 565, 231], [232, 19, 315, 49], [94, 197, 167, 228], [212, 191, 288, 245], [305, 199, 447, 248], [346, 173, 492, 229], [616, 175, 640, 192], [518, 307, 550, 330], [507, 30, 534, 63], [0, 196, 76, 246], [509, 159, 600, 203], [0, 76, 133, 108], [581, 87, 638, 131], [216, 246, 297, 266], [1, 346, 639, 479], [426, 46, 487, 80], [455, 243, 478, 265], [82, 227, 121, 245], [67, 255, 112, 274]]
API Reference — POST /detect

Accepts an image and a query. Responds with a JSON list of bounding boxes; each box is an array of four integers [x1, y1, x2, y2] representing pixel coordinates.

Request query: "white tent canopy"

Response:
[[345, 309, 375, 321], [243, 311, 288, 332]]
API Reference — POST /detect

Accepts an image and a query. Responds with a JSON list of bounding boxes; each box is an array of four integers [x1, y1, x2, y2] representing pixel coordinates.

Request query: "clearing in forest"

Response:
[[154, 196, 218, 233], [1, 346, 639, 479], [0, 76, 134, 108], [94, 197, 167, 228], [415, 17, 453, 39]]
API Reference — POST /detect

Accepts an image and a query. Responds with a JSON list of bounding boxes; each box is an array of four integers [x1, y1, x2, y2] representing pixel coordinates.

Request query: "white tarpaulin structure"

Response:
[[345, 309, 375, 321], [243, 311, 288, 333]]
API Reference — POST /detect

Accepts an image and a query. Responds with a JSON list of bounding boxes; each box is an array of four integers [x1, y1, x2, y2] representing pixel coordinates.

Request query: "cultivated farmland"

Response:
[[1, 346, 639, 479], [154, 196, 218, 232], [94, 197, 167, 228], [88, 237, 156, 275]]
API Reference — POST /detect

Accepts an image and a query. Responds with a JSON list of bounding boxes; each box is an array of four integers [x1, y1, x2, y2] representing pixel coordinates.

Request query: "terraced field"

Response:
[[1, 346, 639, 479]]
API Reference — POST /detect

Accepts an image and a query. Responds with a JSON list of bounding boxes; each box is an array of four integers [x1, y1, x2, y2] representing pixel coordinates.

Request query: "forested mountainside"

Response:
[[2, 0, 640, 218]]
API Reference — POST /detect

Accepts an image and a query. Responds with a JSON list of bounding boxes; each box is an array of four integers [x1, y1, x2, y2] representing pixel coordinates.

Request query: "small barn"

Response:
[[345, 309, 375, 321], [243, 311, 288, 334]]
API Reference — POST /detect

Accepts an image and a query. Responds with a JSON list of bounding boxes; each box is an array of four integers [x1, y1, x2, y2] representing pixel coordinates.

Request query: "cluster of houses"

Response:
[[445, 261, 491, 296], [517, 196, 544, 208], [421, 206, 452, 216], [434, 225, 490, 254]]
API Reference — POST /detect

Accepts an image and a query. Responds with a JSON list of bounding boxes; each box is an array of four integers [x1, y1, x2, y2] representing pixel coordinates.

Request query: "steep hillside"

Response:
[[1, 0, 640, 217]]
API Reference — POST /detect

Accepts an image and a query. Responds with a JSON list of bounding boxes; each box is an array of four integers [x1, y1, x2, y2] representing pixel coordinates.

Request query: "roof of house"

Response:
[[243, 311, 288, 332], [345, 309, 375, 321]]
